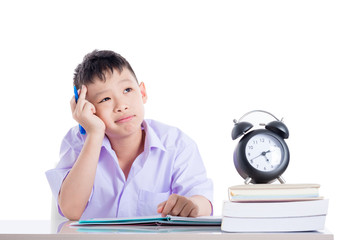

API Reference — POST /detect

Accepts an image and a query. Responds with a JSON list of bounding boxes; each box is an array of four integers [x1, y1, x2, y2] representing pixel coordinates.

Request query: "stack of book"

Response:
[[221, 183, 329, 232]]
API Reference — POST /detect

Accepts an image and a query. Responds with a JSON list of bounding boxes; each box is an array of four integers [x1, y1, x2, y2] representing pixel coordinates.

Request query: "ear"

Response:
[[139, 82, 148, 104]]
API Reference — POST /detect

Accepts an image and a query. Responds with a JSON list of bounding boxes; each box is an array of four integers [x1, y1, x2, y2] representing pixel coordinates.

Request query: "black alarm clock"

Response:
[[232, 110, 290, 184]]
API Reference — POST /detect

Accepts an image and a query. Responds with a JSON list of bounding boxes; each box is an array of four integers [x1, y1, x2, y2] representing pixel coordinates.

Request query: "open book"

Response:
[[70, 215, 222, 226]]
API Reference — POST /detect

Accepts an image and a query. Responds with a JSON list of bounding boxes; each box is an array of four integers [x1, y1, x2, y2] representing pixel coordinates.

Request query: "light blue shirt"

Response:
[[45, 119, 213, 219]]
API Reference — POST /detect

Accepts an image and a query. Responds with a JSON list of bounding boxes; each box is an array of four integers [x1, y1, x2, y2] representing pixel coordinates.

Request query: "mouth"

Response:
[[115, 115, 135, 124]]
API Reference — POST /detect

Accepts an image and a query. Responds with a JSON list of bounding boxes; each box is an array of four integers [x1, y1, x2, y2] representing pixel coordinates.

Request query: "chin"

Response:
[[107, 123, 142, 138]]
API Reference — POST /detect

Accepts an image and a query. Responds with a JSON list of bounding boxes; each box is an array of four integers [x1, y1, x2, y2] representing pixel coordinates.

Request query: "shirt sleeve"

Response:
[[45, 127, 85, 217], [45, 168, 70, 217], [171, 135, 214, 206]]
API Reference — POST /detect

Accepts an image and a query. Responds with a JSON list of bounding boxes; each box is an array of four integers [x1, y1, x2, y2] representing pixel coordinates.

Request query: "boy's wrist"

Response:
[[86, 129, 105, 139], [189, 195, 212, 216]]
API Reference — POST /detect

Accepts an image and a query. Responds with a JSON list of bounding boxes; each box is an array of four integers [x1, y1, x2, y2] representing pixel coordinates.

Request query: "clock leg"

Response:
[[277, 176, 286, 184], [244, 177, 252, 185]]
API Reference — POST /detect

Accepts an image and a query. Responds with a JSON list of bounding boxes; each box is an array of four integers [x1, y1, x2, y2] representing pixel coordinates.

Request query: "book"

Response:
[[221, 215, 326, 232], [70, 215, 222, 226], [222, 199, 329, 218], [74, 225, 221, 233], [228, 183, 322, 202]]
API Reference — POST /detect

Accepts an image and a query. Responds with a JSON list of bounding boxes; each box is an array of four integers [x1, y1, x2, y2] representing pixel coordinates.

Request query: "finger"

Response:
[[188, 207, 200, 217], [76, 92, 88, 113], [79, 85, 87, 100], [83, 101, 96, 114], [179, 202, 195, 217], [72, 98, 91, 122], [157, 201, 166, 214], [161, 194, 179, 217], [76, 86, 89, 113], [168, 197, 187, 216], [70, 96, 76, 113], [71, 95, 84, 120]]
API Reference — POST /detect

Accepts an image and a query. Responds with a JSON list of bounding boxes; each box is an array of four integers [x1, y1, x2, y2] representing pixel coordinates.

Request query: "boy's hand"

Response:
[[70, 85, 105, 135], [157, 194, 199, 217]]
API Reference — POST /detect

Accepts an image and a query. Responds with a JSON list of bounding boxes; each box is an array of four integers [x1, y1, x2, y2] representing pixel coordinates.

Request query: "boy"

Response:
[[46, 50, 213, 220]]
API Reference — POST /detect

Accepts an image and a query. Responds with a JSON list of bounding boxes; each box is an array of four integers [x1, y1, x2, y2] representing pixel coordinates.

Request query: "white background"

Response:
[[0, 0, 359, 238]]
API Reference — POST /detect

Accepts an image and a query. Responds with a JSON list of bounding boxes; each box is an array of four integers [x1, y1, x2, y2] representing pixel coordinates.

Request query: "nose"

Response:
[[113, 99, 129, 113]]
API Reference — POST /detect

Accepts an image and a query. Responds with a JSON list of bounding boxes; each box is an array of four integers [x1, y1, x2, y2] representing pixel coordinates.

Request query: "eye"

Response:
[[124, 88, 132, 94], [99, 97, 111, 103]]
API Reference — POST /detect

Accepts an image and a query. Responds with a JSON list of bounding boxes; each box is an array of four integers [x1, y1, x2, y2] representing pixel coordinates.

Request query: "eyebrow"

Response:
[[92, 79, 135, 99]]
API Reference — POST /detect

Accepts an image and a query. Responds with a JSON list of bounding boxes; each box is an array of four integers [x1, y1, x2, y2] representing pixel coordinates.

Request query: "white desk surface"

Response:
[[0, 220, 334, 240]]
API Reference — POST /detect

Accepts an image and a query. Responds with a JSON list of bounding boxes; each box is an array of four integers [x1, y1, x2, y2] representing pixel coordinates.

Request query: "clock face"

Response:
[[245, 133, 283, 172]]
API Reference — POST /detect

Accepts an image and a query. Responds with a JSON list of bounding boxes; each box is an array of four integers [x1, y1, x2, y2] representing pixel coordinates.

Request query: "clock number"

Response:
[[244, 133, 286, 173]]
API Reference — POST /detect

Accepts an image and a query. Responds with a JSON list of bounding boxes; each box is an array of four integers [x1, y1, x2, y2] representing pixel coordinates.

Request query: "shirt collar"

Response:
[[102, 135, 112, 151], [142, 119, 166, 152]]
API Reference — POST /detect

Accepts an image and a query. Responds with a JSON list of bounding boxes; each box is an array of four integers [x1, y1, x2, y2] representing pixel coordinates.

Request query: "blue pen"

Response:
[[74, 86, 87, 135]]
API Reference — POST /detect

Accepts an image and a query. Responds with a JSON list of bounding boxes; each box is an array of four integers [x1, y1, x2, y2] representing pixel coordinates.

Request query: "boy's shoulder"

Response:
[[61, 125, 88, 149], [145, 119, 179, 132], [144, 119, 195, 147]]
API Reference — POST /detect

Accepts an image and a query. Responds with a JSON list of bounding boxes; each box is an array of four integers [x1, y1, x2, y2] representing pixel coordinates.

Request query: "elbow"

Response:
[[62, 210, 82, 221], [58, 196, 84, 221]]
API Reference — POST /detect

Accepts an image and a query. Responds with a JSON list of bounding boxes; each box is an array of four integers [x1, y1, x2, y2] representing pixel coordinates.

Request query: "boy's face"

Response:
[[86, 68, 147, 139]]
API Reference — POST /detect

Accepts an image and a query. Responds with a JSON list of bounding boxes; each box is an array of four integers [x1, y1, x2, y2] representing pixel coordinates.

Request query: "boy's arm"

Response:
[[157, 194, 212, 217], [58, 86, 105, 220], [58, 132, 103, 220], [157, 133, 213, 218]]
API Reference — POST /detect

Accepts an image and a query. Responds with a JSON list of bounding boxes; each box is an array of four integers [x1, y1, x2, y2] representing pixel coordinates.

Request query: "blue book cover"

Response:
[[70, 215, 222, 226]]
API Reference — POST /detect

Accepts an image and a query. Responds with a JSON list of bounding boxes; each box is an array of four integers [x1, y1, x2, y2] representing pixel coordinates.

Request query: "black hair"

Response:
[[73, 50, 137, 89]]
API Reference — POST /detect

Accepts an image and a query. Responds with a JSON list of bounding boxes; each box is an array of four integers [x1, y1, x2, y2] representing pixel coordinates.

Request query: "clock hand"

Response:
[[249, 153, 263, 161], [262, 150, 271, 160], [263, 150, 271, 162], [263, 150, 271, 155], [249, 150, 272, 161]]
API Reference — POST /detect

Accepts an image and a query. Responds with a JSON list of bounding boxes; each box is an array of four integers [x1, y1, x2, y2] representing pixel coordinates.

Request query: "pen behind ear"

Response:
[[73, 86, 87, 135]]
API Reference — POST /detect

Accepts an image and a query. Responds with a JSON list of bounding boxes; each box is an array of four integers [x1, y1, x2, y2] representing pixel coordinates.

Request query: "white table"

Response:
[[0, 220, 334, 240]]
